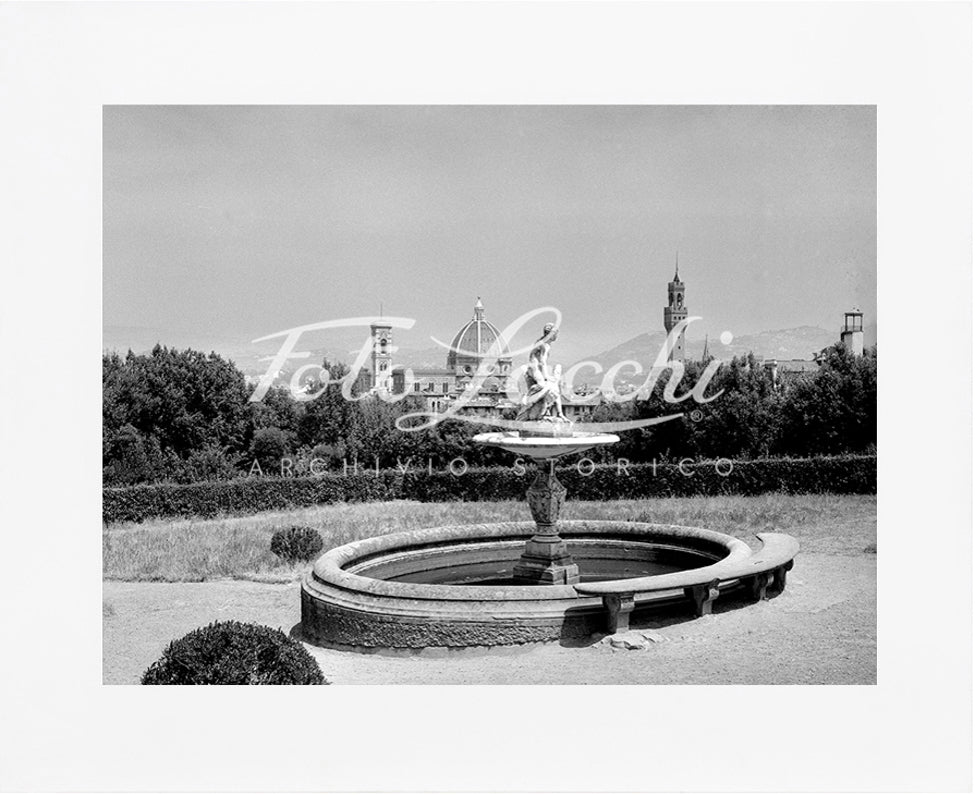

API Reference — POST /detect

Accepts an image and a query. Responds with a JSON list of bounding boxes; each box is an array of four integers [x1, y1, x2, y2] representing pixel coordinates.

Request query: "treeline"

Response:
[[102, 343, 877, 487]]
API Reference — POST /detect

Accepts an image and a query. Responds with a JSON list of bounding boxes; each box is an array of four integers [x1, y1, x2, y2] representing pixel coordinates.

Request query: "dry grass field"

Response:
[[103, 493, 876, 582]]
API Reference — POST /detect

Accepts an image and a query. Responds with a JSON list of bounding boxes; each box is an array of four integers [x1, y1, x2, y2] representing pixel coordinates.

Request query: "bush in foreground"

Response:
[[270, 525, 324, 563], [141, 620, 327, 685]]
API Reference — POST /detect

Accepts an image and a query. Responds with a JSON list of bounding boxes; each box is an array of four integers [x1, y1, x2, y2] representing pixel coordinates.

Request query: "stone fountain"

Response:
[[300, 321, 799, 649]]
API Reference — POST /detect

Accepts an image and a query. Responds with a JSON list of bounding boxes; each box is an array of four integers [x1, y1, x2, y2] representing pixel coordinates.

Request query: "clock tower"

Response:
[[663, 255, 687, 363]]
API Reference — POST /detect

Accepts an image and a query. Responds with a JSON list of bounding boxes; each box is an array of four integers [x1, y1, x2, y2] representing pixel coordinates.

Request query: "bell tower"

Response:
[[370, 320, 393, 389], [663, 253, 687, 362]]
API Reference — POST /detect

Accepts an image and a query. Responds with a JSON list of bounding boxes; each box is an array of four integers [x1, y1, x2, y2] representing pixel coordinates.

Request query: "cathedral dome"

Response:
[[446, 297, 512, 375]]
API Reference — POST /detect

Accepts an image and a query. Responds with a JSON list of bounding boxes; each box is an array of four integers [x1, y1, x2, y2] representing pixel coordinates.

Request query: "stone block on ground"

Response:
[[599, 629, 666, 650]]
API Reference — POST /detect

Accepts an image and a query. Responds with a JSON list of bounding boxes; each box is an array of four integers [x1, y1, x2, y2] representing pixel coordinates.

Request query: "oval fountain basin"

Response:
[[472, 431, 620, 460], [300, 520, 752, 649]]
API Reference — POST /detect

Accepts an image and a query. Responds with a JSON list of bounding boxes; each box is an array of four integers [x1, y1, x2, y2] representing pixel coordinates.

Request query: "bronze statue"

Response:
[[515, 323, 569, 423]]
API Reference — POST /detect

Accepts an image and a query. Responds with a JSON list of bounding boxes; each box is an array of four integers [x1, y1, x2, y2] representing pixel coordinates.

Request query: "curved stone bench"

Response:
[[574, 532, 800, 634]]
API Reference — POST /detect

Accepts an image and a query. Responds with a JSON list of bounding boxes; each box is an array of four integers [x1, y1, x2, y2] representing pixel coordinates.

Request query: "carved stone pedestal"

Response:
[[513, 460, 580, 585]]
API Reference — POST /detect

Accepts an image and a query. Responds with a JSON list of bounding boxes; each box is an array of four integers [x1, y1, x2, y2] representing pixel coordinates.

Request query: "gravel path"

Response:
[[103, 551, 875, 685]]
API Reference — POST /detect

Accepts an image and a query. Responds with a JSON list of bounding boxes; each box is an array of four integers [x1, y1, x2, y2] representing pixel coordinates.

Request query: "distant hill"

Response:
[[573, 325, 852, 385], [715, 325, 844, 360]]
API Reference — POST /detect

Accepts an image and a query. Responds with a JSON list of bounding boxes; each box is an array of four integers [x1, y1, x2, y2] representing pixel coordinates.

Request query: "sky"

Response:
[[103, 105, 876, 365]]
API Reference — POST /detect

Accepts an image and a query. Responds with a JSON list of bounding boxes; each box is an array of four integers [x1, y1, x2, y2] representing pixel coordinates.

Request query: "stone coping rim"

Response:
[[574, 532, 800, 595], [307, 520, 752, 603]]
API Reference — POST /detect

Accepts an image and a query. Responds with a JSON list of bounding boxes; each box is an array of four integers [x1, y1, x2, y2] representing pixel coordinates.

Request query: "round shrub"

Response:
[[141, 620, 327, 685], [270, 525, 324, 563]]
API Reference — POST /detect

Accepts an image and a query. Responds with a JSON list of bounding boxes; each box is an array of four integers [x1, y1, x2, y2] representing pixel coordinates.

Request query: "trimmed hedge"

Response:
[[141, 620, 326, 685], [270, 525, 324, 562], [104, 455, 876, 524]]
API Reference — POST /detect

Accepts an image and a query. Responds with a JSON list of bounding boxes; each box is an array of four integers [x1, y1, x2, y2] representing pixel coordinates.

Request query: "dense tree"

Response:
[[103, 346, 252, 484], [295, 360, 356, 448], [249, 427, 291, 474], [775, 343, 877, 456], [688, 353, 783, 458], [250, 385, 301, 439], [103, 343, 878, 485], [102, 423, 181, 485]]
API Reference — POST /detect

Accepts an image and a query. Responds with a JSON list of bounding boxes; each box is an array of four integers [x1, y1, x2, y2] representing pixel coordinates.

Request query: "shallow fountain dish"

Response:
[[473, 430, 619, 459]]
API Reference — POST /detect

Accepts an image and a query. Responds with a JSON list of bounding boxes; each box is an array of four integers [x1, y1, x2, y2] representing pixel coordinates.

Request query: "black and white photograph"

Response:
[[1, 2, 970, 793], [102, 104, 877, 684]]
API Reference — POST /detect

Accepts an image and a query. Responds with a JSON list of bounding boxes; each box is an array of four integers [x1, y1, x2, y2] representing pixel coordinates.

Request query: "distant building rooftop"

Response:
[[395, 367, 453, 377], [777, 359, 822, 374]]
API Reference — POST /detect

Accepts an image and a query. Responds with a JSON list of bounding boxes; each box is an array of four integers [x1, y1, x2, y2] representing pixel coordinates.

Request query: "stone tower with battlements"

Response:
[[663, 254, 687, 362]]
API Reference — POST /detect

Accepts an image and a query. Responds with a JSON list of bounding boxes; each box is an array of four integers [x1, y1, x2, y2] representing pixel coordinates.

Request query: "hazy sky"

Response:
[[104, 105, 876, 363]]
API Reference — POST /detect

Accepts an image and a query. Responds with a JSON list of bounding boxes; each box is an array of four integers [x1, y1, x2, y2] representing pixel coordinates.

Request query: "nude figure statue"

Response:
[[515, 322, 569, 424]]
